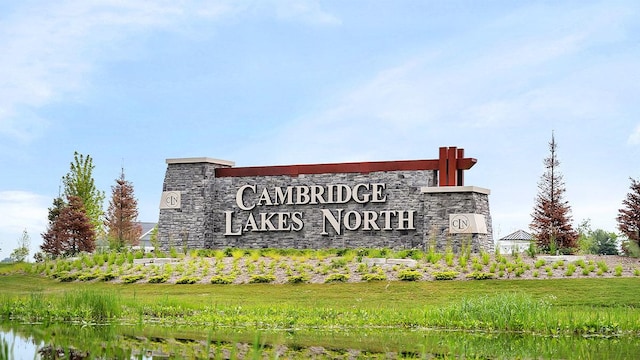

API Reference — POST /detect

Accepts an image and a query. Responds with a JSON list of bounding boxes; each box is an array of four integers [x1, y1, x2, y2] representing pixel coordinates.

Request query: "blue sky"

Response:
[[1, 0, 639, 260]]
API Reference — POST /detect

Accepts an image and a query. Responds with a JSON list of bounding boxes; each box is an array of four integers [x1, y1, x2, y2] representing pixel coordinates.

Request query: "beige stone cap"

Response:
[[420, 185, 491, 195], [166, 157, 235, 167]]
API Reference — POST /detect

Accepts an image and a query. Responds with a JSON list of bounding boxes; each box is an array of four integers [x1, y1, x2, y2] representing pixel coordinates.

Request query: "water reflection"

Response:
[[2, 322, 640, 359]]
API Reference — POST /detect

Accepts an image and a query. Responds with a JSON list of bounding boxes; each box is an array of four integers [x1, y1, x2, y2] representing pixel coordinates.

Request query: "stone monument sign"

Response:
[[157, 146, 493, 252]]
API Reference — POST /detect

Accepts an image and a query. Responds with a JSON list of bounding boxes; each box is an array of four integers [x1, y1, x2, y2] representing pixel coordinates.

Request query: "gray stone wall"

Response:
[[158, 161, 230, 251], [211, 170, 436, 249], [422, 190, 494, 253], [158, 160, 494, 253]]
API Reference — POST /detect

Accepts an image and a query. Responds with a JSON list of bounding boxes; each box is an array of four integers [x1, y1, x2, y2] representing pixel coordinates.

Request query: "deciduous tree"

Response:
[[617, 177, 640, 251], [105, 169, 142, 249], [9, 229, 30, 262], [62, 151, 105, 235], [530, 133, 578, 253]]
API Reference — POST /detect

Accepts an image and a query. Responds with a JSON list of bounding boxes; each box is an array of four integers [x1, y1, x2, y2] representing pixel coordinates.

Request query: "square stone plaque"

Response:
[[160, 191, 181, 209]]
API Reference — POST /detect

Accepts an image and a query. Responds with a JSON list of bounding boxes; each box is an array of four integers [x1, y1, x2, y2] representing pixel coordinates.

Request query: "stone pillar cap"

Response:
[[166, 157, 235, 167]]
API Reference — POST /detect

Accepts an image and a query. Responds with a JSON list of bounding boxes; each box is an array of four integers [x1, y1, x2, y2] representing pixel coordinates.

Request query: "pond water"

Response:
[[2, 322, 639, 359]]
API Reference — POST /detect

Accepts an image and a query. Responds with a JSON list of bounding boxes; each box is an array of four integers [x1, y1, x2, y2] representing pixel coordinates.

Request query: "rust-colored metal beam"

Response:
[[215, 147, 477, 183], [216, 159, 441, 178]]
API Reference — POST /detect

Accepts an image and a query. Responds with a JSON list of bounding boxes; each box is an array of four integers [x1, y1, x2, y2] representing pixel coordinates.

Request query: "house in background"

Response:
[[136, 222, 157, 251], [496, 229, 534, 254], [96, 222, 157, 252]]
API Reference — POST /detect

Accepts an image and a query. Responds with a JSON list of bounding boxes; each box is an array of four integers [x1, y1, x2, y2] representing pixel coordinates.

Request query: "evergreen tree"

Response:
[[617, 177, 640, 249], [62, 151, 105, 236], [105, 169, 142, 249], [590, 229, 618, 255], [41, 195, 96, 257], [40, 196, 66, 257], [530, 133, 578, 253]]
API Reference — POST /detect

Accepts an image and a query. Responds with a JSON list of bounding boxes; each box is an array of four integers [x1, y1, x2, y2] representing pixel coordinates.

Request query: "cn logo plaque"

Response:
[[160, 191, 181, 209], [450, 214, 471, 233], [449, 213, 487, 234]]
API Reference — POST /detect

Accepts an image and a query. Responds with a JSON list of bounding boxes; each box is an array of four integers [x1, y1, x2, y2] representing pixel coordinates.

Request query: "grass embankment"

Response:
[[16, 247, 640, 286], [1, 269, 639, 337]]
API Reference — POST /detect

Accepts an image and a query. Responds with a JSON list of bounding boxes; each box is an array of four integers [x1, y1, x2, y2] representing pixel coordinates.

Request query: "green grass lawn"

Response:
[[2, 273, 639, 309]]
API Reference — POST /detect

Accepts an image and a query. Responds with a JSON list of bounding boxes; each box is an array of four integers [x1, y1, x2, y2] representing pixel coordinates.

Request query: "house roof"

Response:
[[138, 222, 157, 240], [499, 229, 534, 241]]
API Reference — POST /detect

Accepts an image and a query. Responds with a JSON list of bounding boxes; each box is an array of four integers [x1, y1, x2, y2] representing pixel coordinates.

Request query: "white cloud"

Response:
[[0, 191, 49, 260], [0, 0, 340, 143], [256, 1, 639, 165]]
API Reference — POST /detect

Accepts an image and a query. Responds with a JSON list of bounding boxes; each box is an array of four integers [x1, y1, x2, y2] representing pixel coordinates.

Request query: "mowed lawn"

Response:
[[1, 272, 639, 311]]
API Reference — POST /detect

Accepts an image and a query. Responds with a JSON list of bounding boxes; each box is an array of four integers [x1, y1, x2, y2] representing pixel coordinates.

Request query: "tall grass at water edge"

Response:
[[2, 287, 638, 336], [1, 290, 120, 323]]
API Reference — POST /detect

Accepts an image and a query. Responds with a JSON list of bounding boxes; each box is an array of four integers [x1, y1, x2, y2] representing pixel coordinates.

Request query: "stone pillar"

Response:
[[157, 158, 234, 252], [421, 186, 494, 253]]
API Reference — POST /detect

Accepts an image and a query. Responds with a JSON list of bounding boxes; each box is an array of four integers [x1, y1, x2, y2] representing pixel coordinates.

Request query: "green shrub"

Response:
[[78, 271, 101, 281], [249, 274, 276, 284], [176, 276, 200, 284], [324, 273, 349, 283], [466, 272, 494, 280], [148, 275, 169, 283], [210, 275, 234, 284], [121, 274, 144, 284], [287, 274, 309, 284], [534, 259, 546, 269], [100, 272, 117, 281], [57, 271, 79, 282], [330, 257, 349, 268], [361, 273, 387, 282], [397, 269, 422, 281], [433, 271, 459, 280]]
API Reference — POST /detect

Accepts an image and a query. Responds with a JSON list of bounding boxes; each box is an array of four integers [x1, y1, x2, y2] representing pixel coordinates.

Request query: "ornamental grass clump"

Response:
[[565, 263, 576, 276], [597, 261, 609, 273], [614, 264, 623, 277]]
